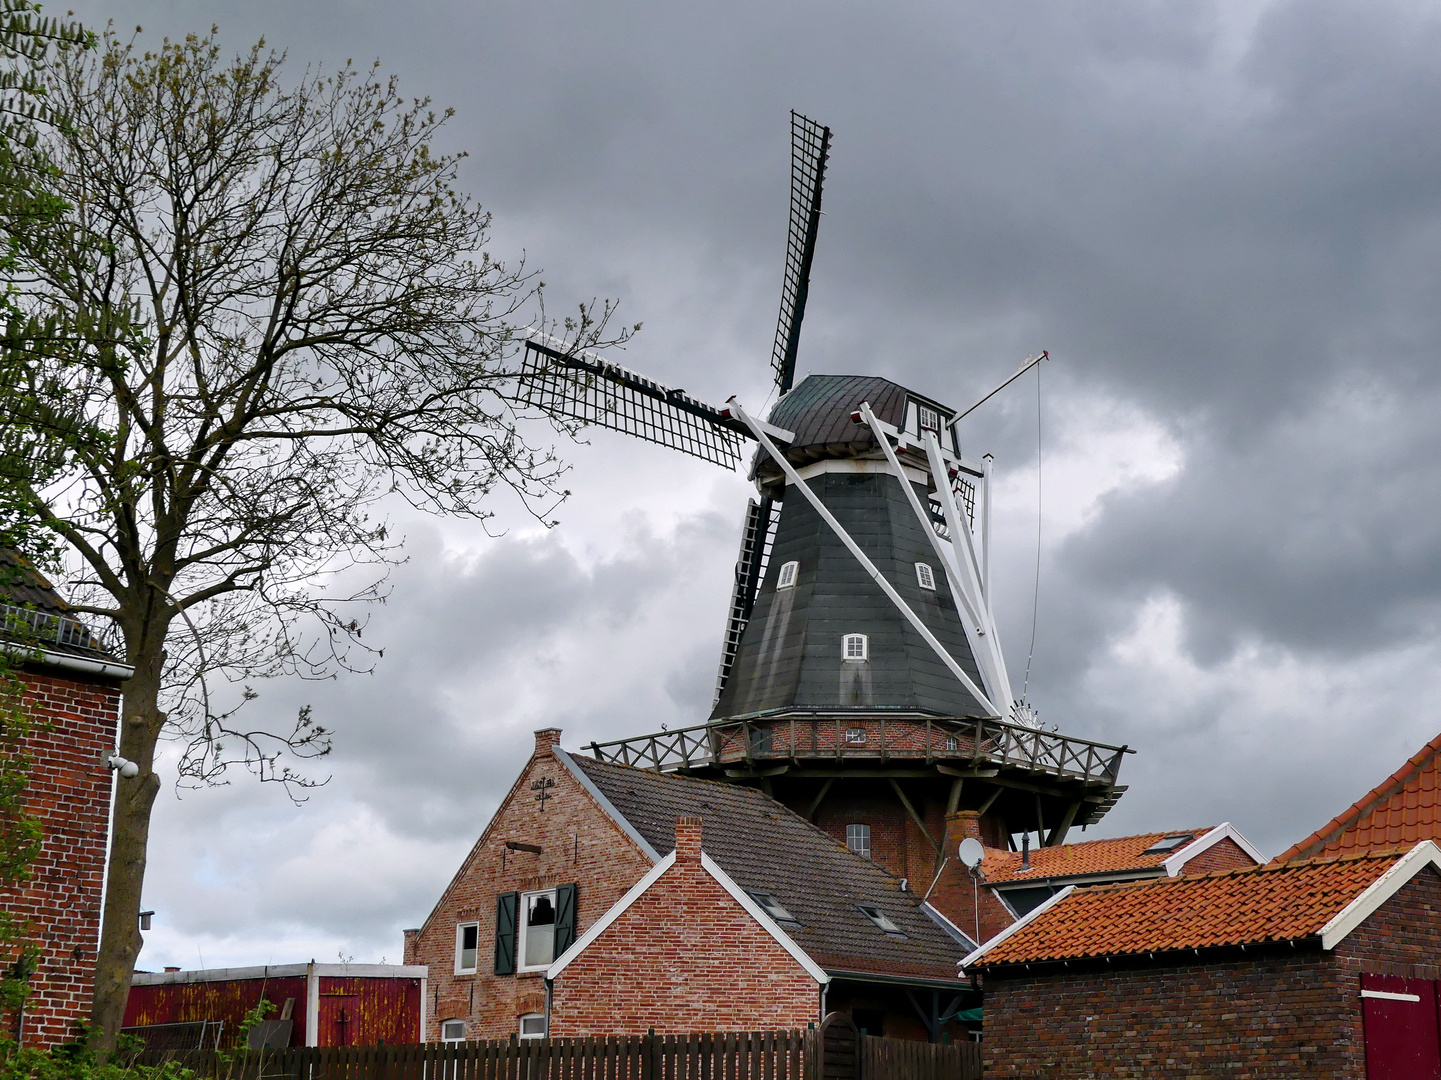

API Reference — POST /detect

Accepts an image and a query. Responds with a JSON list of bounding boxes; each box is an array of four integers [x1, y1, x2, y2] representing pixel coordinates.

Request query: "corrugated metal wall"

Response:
[[124, 976, 309, 1047]]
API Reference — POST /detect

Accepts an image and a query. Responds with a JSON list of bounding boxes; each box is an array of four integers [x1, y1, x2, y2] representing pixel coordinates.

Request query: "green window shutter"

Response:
[[494, 892, 518, 975], [554, 883, 578, 956]]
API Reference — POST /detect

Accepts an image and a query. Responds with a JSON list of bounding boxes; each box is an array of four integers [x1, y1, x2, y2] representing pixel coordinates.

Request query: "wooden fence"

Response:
[[127, 1026, 980, 1080]]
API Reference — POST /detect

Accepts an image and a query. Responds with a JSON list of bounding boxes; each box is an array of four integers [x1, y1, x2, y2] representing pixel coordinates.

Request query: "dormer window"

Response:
[[843, 634, 868, 661], [858, 904, 907, 938], [1142, 833, 1196, 855], [776, 561, 799, 589], [915, 563, 936, 590], [917, 405, 941, 433], [747, 891, 800, 926]]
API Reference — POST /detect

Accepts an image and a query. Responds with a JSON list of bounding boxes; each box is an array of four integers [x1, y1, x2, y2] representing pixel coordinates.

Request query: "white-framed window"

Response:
[[440, 1019, 466, 1043], [519, 1013, 547, 1040], [945, 734, 959, 752], [917, 405, 942, 433], [747, 891, 800, 926], [455, 922, 479, 974], [845, 727, 866, 745], [915, 562, 936, 590], [776, 560, 799, 589], [843, 633, 868, 661], [847, 823, 871, 859], [518, 889, 558, 971]]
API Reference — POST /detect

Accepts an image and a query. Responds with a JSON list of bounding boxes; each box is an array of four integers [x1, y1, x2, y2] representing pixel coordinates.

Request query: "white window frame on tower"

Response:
[[777, 560, 799, 589], [917, 404, 942, 434], [843, 633, 868, 661], [846, 823, 872, 859], [915, 562, 936, 590]]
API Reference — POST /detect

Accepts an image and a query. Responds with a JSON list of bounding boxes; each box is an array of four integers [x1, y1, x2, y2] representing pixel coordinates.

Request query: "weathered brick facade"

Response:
[[403, 730, 654, 1041], [2, 667, 121, 1049], [1176, 835, 1255, 876], [980, 863, 1441, 1078], [548, 818, 821, 1036]]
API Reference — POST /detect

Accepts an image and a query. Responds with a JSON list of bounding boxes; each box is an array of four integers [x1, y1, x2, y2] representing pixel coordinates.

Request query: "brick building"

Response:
[[963, 842, 1441, 1078], [0, 551, 131, 1049], [405, 728, 973, 1043]]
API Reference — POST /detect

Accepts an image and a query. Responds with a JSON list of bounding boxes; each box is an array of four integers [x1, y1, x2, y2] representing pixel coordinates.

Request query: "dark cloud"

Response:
[[59, 0, 1441, 960]]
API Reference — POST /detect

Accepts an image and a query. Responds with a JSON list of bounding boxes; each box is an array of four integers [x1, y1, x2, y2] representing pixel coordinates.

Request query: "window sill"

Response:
[[516, 969, 547, 979]]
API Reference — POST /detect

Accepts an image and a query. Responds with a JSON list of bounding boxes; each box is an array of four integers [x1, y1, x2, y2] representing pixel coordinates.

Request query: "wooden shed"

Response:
[[123, 963, 428, 1049]]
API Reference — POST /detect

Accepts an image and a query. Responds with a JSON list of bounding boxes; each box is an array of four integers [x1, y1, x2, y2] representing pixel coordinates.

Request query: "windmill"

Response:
[[520, 114, 1130, 867]]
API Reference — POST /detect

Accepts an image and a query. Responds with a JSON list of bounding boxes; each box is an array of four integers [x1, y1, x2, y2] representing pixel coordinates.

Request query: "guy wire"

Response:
[[1021, 359, 1043, 700]]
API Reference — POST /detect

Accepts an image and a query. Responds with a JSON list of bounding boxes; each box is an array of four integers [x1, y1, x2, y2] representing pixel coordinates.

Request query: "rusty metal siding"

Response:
[[314, 976, 422, 1046], [123, 976, 309, 1047]]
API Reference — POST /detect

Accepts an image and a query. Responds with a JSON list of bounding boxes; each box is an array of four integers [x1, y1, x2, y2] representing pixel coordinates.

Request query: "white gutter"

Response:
[[1, 642, 134, 679]]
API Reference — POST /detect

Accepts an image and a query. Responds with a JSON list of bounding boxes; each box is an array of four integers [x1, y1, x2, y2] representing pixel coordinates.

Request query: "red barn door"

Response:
[[1362, 974, 1441, 1080]]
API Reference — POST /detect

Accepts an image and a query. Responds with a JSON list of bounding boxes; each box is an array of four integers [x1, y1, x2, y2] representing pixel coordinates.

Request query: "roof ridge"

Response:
[[1274, 731, 1441, 863]]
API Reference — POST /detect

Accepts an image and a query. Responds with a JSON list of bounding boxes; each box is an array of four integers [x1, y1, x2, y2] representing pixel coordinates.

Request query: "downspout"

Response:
[[818, 981, 827, 1022], [544, 979, 553, 1038], [305, 962, 319, 1047]]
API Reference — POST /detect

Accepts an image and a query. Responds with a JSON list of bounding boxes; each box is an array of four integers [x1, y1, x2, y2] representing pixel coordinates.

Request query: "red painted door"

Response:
[[1362, 974, 1441, 1079]]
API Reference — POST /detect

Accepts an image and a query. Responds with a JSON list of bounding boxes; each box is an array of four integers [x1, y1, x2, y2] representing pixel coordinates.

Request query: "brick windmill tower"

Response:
[[521, 114, 1131, 893]]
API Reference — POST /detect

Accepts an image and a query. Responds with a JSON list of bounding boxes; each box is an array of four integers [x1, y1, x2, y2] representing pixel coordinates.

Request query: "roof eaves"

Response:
[[1319, 840, 1441, 949], [919, 901, 978, 952]]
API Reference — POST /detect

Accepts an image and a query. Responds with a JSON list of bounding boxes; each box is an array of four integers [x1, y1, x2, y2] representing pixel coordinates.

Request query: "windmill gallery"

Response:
[[11, 115, 1441, 1078]]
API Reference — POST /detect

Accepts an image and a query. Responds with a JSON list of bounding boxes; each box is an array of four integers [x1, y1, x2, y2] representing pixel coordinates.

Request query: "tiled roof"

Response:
[[971, 850, 1406, 968], [570, 755, 968, 982], [1275, 731, 1441, 863], [0, 549, 117, 663], [982, 829, 1215, 884]]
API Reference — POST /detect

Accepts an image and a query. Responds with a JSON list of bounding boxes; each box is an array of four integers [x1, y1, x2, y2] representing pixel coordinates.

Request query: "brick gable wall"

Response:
[[403, 732, 654, 1041], [979, 864, 1441, 1079], [1, 668, 120, 1049], [1178, 835, 1257, 875], [549, 819, 820, 1036]]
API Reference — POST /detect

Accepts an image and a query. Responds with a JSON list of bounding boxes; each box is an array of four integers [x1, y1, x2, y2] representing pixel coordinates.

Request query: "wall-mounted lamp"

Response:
[[105, 752, 139, 778], [139, 910, 154, 931]]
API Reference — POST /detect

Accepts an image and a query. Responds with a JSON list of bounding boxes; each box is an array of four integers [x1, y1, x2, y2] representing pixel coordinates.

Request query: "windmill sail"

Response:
[[713, 496, 776, 705], [771, 113, 832, 394], [519, 334, 749, 469]]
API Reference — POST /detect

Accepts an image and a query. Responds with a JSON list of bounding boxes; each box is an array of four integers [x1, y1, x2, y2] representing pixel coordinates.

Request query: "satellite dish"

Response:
[[957, 837, 985, 869]]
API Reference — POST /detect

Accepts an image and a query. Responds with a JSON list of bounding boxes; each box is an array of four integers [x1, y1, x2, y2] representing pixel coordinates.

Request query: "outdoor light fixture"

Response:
[[105, 752, 139, 778], [139, 911, 154, 931]]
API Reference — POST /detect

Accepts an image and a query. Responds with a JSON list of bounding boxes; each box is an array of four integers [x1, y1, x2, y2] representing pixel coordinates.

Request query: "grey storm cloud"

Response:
[[57, 0, 1441, 963]]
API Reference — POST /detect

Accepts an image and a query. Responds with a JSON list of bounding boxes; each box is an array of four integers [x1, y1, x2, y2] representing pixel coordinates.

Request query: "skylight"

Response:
[[747, 891, 799, 925], [1142, 833, 1196, 855], [858, 905, 906, 938]]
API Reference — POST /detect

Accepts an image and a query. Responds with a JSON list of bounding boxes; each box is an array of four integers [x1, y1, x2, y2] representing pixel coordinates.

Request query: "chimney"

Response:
[[533, 728, 562, 758], [1021, 832, 1031, 872], [675, 816, 704, 863], [942, 810, 984, 858]]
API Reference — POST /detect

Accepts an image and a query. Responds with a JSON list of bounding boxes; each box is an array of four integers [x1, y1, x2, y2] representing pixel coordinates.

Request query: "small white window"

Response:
[[843, 633, 868, 661], [915, 563, 936, 590], [858, 904, 907, 938], [945, 734, 959, 752], [518, 889, 557, 971], [845, 727, 866, 745], [917, 405, 941, 433], [455, 922, 479, 974], [519, 1013, 547, 1040], [776, 561, 799, 589], [440, 1019, 466, 1042], [847, 823, 871, 859]]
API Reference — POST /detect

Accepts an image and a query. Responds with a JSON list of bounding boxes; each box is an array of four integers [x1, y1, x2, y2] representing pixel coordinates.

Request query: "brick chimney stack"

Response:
[[675, 816, 704, 863], [533, 728, 562, 757], [941, 810, 984, 858]]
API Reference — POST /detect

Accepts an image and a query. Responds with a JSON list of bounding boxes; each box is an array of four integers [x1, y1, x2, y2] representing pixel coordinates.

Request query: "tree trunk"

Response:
[[89, 641, 165, 1053]]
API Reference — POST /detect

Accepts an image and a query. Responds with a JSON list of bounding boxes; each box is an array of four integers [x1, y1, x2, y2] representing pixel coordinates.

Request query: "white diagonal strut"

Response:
[[857, 403, 1010, 711], [727, 397, 999, 718], [923, 429, 1016, 713]]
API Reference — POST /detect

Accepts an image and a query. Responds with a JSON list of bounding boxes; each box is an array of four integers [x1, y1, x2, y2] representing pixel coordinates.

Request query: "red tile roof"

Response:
[[981, 828, 1214, 883], [971, 850, 1407, 968], [1276, 731, 1441, 863]]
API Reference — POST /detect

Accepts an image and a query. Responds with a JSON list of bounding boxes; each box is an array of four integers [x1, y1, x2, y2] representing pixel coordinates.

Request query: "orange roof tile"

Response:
[[981, 828, 1215, 883], [971, 850, 1407, 968], [1276, 730, 1441, 863]]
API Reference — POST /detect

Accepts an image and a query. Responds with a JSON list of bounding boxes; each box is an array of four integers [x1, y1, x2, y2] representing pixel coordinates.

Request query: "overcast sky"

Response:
[[56, 0, 1441, 969]]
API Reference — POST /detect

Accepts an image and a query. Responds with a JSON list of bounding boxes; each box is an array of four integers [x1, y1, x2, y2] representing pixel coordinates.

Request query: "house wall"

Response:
[[548, 819, 820, 1036], [1178, 836, 1257, 876], [1, 666, 120, 1049], [403, 731, 654, 1042], [980, 867, 1441, 1079], [812, 786, 945, 886]]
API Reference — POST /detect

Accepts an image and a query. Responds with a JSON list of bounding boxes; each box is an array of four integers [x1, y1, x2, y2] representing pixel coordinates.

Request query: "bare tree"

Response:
[[0, 29, 627, 1047]]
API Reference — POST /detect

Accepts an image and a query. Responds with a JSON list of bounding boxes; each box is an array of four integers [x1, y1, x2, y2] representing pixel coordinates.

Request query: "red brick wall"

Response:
[[982, 950, 1350, 1078], [1177, 835, 1258, 875], [549, 820, 820, 1036], [1, 667, 120, 1049], [404, 731, 654, 1041]]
